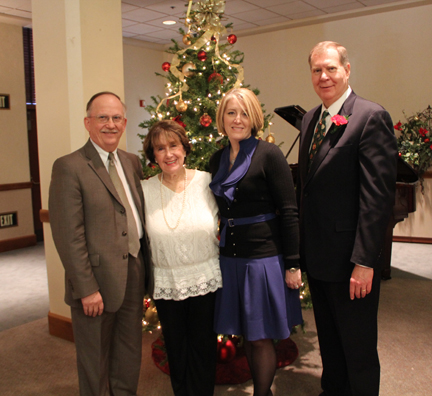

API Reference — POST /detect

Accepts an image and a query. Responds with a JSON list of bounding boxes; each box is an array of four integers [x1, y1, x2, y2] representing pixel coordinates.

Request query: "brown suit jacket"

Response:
[[49, 139, 152, 312]]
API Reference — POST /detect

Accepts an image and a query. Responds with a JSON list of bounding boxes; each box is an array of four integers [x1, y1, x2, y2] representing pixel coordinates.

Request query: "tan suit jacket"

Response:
[[49, 139, 152, 312]]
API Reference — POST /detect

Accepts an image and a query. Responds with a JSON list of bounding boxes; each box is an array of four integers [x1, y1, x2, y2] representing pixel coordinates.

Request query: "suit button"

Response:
[[122, 231, 127, 236], [234, 199, 237, 203], [123, 254, 128, 259], [120, 209, 126, 214]]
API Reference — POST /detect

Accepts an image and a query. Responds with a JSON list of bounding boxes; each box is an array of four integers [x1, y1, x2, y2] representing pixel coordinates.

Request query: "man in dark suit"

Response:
[[49, 92, 152, 395], [296, 42, 397, 396]]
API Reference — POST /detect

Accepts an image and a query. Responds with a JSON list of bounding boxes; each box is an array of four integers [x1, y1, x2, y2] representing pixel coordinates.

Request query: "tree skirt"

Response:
[[151, 336, 299, 385]]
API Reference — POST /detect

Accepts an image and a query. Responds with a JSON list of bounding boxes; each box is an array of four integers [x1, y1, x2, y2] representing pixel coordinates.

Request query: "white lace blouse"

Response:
[[141, 170, 222, 301]]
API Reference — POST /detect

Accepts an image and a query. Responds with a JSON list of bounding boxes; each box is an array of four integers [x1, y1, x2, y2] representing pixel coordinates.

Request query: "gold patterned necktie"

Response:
[[308, 110, 329, 170], [108, 152, 140, 257]]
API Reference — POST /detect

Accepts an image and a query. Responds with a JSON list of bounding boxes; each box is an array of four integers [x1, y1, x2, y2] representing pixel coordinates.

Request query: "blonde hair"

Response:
[[216, 88, 264, 137], [308, 41, 350, 69]]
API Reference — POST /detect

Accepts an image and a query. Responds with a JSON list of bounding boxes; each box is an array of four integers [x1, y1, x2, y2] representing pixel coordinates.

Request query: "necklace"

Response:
[[160, 167, 187, 230]]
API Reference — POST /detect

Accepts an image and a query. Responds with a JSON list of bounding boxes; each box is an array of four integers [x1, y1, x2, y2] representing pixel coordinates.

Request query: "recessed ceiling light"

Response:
[[163, 20, 176, 25]]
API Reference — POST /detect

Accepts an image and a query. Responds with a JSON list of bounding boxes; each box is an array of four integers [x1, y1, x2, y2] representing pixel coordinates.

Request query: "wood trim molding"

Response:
[[48, 312, 74, 343], [40, 209, 49, 223], [393, 236, 432, 244], [0, 234, 37, 253], [423, 170, 432, 179], [0, 182, 32, 191]]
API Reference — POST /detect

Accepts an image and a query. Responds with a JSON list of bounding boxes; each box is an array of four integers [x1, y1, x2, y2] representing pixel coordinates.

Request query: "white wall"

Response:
[[231, 3, 432, 238], [123, 41, 165, 157], [233, 4, 432, 162]]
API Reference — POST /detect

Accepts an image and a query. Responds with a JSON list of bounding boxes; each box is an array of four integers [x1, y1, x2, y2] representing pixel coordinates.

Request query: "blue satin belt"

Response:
[[219, 213, 277, 248]]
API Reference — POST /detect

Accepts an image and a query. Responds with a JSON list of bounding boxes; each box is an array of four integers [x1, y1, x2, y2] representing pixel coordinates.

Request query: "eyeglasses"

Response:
[[88, 115, 125, 124]]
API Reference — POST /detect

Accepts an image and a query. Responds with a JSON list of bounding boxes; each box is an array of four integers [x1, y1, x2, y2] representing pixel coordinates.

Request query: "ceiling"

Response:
[[0, 0, 418, 45]]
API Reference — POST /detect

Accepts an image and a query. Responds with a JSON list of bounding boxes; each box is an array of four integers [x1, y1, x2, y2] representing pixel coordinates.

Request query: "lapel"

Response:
[[305, 93, 356, 184], [118, 149, 145, 226], [83, 139, 123, 206], [299, 107, 320, 187]]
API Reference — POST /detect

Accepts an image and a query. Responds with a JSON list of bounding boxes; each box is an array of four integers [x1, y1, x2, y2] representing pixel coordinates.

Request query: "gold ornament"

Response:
[[144, 307, 159, 326], [176, 100, 188, 112], [183, 33, 192, 45], [265, 133, 275, 144], [182, 62, 196, 77]]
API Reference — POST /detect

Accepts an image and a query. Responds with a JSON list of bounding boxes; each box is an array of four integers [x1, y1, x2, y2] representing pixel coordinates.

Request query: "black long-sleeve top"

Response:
[[209, 140, 300, 269]]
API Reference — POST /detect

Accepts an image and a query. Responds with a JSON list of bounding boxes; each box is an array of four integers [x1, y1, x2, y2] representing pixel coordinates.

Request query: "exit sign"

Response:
[[0, 212, 18, 228]]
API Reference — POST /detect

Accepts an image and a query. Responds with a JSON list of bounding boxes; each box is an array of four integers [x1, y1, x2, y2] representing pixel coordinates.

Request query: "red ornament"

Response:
[[211, 35, 217, 42], [197, 50, 207, 61], [227, 34, 237, 44], [208, 72, 223, 84], [162, 62, 171, 72], [173, 115, 186, 128], [217, 339, 236, 363], [200, 113, 212, 127]]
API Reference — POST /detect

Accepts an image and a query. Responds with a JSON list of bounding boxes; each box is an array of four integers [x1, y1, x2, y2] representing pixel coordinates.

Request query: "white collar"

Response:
[[90, 139, 118, 164], [322, 86, 352, 118]]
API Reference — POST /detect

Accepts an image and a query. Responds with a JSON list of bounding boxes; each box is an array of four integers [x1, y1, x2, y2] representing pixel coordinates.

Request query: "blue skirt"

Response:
[[214, 254, 303, 341]]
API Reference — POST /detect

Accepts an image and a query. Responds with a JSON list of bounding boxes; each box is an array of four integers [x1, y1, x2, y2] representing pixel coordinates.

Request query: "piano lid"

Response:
[[274, 105, 306, 131]]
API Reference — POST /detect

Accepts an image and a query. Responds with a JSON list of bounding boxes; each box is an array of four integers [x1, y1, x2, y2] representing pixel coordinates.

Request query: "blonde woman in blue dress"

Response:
[[209, 88, 303, 396]]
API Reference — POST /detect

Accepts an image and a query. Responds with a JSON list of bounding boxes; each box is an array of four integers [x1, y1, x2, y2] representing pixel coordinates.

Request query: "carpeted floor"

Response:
[[0, 242, 431, 395]]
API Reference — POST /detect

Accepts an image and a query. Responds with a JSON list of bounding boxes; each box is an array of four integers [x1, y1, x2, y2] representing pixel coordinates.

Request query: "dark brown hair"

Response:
[[143, 119, 192, 164]]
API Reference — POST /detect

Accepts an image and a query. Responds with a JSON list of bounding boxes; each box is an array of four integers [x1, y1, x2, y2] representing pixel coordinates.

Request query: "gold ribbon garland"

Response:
[[214, 34, 244, 89], [156, 0, 244, 112]]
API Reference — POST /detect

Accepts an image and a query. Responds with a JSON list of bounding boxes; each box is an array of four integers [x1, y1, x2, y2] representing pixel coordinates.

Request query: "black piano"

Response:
[[275, 105, 418, 280]]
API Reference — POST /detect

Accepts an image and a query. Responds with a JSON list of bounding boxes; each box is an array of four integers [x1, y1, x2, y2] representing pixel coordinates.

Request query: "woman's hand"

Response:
[[285, 269, 303, 290]]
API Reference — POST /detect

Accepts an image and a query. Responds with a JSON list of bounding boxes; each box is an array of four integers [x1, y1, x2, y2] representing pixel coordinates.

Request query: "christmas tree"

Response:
[[139, 0, 311, 348], [138, 0, 274, 178]]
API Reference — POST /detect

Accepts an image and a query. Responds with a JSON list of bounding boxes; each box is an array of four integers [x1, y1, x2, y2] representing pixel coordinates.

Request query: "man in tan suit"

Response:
[[49, 92, 152, 396]]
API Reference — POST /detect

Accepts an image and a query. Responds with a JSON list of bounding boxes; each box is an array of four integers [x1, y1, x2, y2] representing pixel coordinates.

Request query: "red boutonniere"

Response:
[[330, 115, 349, 134]]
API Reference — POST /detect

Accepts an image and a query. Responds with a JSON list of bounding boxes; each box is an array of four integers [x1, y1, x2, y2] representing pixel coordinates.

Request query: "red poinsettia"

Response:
[[394, 121, 402, 131], [173, 115, 186, 128], [419, 127, 428, 137]]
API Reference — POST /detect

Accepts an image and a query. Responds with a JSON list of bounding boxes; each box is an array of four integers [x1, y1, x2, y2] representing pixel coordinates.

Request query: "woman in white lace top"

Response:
[[142, 120, 221, 396]]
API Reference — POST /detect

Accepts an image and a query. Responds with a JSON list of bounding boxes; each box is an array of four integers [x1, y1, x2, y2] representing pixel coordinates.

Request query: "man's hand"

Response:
[[81, 291, 104, 317], [350, 265, 374, 300]]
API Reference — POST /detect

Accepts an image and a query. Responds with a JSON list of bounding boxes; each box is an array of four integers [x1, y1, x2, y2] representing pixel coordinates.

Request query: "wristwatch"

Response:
[[289, 267, 300, 273]]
